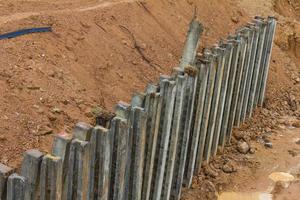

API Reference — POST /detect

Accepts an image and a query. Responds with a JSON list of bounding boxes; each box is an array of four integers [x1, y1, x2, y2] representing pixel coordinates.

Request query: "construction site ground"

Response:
[[0, 0, 299, 199]]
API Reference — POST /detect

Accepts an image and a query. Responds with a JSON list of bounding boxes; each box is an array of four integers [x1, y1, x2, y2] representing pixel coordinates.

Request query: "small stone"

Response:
[[48, 113, 57, 121], [265, 142, 273, 148], [231, 16, 239, 23], [62, 99, 69, 105], [249, 147, 256, 154], [52, 107, 62, 114], [237, 141, 250, 154], [204, 166, 219, 178], [222, 162, 237, 173]]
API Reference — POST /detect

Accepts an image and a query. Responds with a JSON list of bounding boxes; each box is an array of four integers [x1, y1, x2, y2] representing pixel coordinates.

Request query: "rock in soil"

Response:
[[265, 142, 273, 148], [222, 162, 237, 173], [237, 141, 250, 154]]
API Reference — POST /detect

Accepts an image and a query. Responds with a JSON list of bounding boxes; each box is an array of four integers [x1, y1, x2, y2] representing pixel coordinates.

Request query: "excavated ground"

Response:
[[0, 0, 299, 199]]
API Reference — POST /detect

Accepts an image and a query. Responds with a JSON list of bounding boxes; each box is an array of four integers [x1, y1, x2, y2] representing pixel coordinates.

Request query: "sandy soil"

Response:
[[0, 0, 299, 199]]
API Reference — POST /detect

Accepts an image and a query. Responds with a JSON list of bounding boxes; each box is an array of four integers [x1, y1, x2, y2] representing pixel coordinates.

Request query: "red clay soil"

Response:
[[0, 1, 299, 199], [0, 0, 249, 168]]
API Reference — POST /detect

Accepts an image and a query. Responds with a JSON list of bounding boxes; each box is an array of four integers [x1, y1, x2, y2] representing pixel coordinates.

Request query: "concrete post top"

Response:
[[23, 149, 44, 158], [253, 19, 268, 27], [43, 154, 62, 162], [74, 122, 92, 131], [8, 173, 26, 181], [131, 106, 145, 112], [145, 84, 158, 94], [71, 139, 89, 147], [268, 16, 277, 21], [53, 133, 73, 141], [212, 46, 226, 57], [93, 125, 109, 133], [111, 116, 127, 124]]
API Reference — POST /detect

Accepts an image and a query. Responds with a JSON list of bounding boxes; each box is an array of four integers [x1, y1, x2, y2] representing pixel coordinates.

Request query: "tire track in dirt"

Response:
[[0, 0, 136, 26]]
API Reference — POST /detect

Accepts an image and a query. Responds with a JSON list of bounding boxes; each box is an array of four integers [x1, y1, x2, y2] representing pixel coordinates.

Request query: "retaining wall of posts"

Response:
[[0, 16, 276, 200]]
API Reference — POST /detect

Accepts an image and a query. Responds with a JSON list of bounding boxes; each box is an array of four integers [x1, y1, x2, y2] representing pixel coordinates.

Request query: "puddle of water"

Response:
[[218, 192, 272, 200], [268, 172, 295, 182]]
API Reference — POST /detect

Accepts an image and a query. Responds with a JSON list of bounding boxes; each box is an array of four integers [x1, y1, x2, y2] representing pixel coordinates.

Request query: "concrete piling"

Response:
[[7, 173, 26, 200], [40, 155, 63, 200], [211, 42, 234, 156], [88, 126, 111, 200], [66, 139, 91, 200], [179, 19, 204, 69], [161, 74, 187, 200], [226, 33, 248, 143], [0, 164, 13, 199], [142, 87, 161, 200], [150, 78, 176, 200], [257, 17, 277, 106], [181, 61, 208, 190], [21, 149, 44, 200], [127, 107, 147, 200], [194, 50, 217, 174], [73, 122, 93, 141], [218, 37, 241, 150], [246, 19, 267, 117], [109, 117, 129, 200], [203, 46, 226, 162], [234, 27, 253, 126], [52, 134, 72, 200], [240, 24, 260, 123]]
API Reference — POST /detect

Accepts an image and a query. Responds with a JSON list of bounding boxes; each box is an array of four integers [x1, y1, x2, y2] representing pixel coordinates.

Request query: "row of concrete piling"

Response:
[[0, 16, 276, 200]]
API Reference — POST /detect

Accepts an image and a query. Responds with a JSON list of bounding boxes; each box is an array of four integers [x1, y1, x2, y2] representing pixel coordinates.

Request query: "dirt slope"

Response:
[[0, 0, 248, 167], [0, 4, 299, 200]]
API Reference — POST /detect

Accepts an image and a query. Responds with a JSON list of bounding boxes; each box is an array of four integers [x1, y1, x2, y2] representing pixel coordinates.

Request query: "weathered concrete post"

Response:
[[150, 78, 176, 200], [20, 149, 43, 200], [246, 19, 267, 117], [194, 50, 217, 174], [52, 133, 72, 200], [0, 164, 13, 199], [161, 74, 187, 200], [7, 173, 26, 200], [115, 102, 133, 200], [203, 46, 226, 162], [218, 37, 241, 150], [87, 126, 111, 200], [73, 122, 93, 141], [240, 24, 260, 123], [109, 117, 129, 200], [211, 42, 234, 156], [234, 27, 253, 126], [40, 155, 63, 200], [226, 33, 248, 142], [141, 85, 161, 200], [254, 17, 272, 107], [257, 17, 277, 106], [179, 18, 204, 69], [127, 107, 147, 200], [66, 139, 91, 200], [176, 60, 207, 194]]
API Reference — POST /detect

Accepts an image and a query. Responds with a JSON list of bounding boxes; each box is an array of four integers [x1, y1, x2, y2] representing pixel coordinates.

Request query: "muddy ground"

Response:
[[0, 0, 299, 199]]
